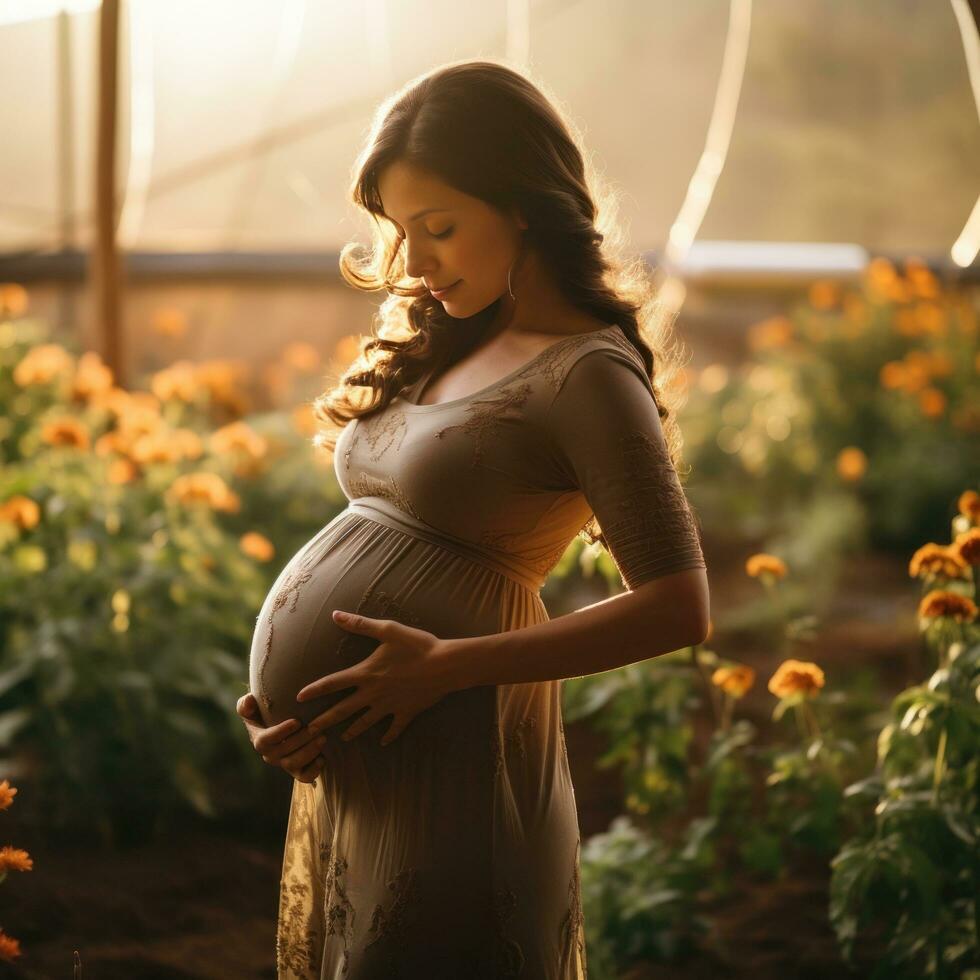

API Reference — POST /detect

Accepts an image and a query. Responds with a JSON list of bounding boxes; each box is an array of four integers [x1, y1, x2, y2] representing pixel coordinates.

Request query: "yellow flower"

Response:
[[836, 446, 867, 481], [712, 665, 755, 698], [909, 543, 970, 580], [71, 351, 114, 400], [957, 490, 980, 523], [129, 431, 182, 465], [0, 929, 21, 962], [0, 283, 28, 317], [0, 779, 17, 810], [167, 472, 240, 513], [40, 417, 90, 450], [745, 553, 788, 580], [0, 846, 33, 872], [917, 590, 977, 623], [0, 495, 40, 530], [240, 531, 275, 562], [768, 659, 825, 699], [13, 343, 74, 386]]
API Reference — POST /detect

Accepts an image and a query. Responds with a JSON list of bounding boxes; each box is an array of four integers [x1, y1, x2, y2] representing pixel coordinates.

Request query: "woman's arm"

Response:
[[439, 564, 709, 689]]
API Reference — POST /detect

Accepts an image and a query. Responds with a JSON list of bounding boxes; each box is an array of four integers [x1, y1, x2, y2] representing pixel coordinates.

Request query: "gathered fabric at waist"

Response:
[[345, 496, 545, 594]]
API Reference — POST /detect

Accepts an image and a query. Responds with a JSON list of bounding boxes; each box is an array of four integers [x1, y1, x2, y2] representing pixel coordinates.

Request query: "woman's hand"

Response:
[[295, 609, 459, 746], [236, 692, 327, 784]]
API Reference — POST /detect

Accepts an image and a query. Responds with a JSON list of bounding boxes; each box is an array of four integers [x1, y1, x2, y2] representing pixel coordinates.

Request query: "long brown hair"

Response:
[[313, 58, 695, 480]]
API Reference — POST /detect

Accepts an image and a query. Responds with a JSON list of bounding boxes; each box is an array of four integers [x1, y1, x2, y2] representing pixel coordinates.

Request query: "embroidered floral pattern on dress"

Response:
[[490, 883, 526, 977], [558, 837, 588, 976], [343, 423, 360, 471], [434, 380, 534, 466], [347, 471, 424, 521], [359, 406, 408, 461], [365, 867, 421, 961], [479, 527, 572, 579], [323, 849, 356, 976], [491, 714, 539, 778], [276, 787, 325, 979], [258, 560, 315, 711], [592, 428, 704, 589]]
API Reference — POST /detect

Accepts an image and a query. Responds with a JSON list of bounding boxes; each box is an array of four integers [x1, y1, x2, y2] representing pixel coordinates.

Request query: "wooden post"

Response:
[[92, 0, 122, 384]]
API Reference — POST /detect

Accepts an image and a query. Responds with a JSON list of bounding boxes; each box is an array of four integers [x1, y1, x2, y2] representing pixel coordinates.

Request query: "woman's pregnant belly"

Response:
[[247, 505, 535, 750]]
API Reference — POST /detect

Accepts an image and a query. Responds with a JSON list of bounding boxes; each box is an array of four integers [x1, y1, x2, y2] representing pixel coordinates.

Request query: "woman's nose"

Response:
[[403, 242, 436, 281]]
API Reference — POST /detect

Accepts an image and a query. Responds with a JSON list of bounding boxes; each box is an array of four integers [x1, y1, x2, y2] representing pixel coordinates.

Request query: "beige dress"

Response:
[[250, 323, 706, 979]]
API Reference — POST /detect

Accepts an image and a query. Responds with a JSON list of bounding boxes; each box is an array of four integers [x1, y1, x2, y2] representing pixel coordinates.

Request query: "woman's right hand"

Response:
[[236, 692, 328, 784]]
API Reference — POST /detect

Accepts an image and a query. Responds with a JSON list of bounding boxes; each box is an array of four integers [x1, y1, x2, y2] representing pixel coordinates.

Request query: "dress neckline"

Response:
[[398, 322, 623, 412]]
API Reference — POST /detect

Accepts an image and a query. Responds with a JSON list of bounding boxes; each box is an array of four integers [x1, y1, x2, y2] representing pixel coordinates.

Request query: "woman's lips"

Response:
[[430, 280, 460, 299]]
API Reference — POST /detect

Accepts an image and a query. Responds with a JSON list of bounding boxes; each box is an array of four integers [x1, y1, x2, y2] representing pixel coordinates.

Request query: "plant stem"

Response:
[[932, 725, 948, 805]]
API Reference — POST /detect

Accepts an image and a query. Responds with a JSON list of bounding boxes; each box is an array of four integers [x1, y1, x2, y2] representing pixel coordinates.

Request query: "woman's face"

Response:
[[376, 159, 525, 316]]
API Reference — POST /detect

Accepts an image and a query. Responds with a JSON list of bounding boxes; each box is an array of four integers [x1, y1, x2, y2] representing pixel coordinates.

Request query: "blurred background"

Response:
[[0, 1, 978, 978]]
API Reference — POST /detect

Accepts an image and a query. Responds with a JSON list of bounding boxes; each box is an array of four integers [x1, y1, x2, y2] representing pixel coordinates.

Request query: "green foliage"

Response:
[[684, 273, 979, 555], [830, 639, 980, 979], [0, 318, 342, 844]]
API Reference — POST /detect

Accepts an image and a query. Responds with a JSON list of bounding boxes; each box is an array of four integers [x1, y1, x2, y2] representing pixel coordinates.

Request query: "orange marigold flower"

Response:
[[917, 589, 978, 623], [0, 779, 17, 810], [107, 458, 138, 485], [918, 387, 946, 419], [909, 543, 970, 580], [94, 430, 134, 459], [13, 343, 74, 386], [745, 553, 788, 580], [951, 528, 980, 566], [904, 257, 941, 299], [0, 929, 21, 961], [0, 846, 33, 872], [71, 351, 114, 400], [167, 472, 240, 513], [712, 665, 755, 698], [291, 404, 318, 437], [240, 531, 275, 562], [40, 417, 90, 450], [152, 307, 189, 338], [747, 316, 793, 352], [129, 430, 185, 465], [958, 490, 980, 523], [281, 341, 321, 372], [808, 280, 840, 310], [210, 421, 268, 460], [836, 446, 867, 481], [0, 283, 28, 317], [0, 495, 40, 530], [151, 361, 198, 402], [170, 428, 204, 460], [768, 659, 825, 699], [879, 361, 906, 389]]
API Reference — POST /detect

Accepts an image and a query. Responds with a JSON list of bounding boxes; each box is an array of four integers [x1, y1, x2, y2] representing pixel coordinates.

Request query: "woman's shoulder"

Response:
[[535, 322, 650, 404]]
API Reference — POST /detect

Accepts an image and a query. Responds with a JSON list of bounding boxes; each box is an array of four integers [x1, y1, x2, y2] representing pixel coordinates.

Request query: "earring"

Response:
[[507, 260, 516, 300]]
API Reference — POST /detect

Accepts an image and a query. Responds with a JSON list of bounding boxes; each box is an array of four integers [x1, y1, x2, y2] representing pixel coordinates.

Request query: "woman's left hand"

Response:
[[296, 609, 459, 746]]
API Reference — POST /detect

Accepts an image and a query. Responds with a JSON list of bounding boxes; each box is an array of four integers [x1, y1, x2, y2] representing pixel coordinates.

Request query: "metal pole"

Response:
[[92, 0, 122, 384]]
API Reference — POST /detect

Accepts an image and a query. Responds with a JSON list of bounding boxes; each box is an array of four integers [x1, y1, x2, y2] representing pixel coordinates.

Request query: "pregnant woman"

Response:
[[236, 60, 710, 979]]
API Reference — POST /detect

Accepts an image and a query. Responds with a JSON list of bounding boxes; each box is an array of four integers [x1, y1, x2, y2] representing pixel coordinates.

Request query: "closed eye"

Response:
[[430, 226, 454, 240]]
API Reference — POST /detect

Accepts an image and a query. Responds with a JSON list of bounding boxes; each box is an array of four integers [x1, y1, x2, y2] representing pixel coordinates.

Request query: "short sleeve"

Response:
[[543, 346, 706, 590]]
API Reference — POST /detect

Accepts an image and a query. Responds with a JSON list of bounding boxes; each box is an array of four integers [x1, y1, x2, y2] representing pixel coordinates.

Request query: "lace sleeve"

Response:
[[543, 347, 706, 590]]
